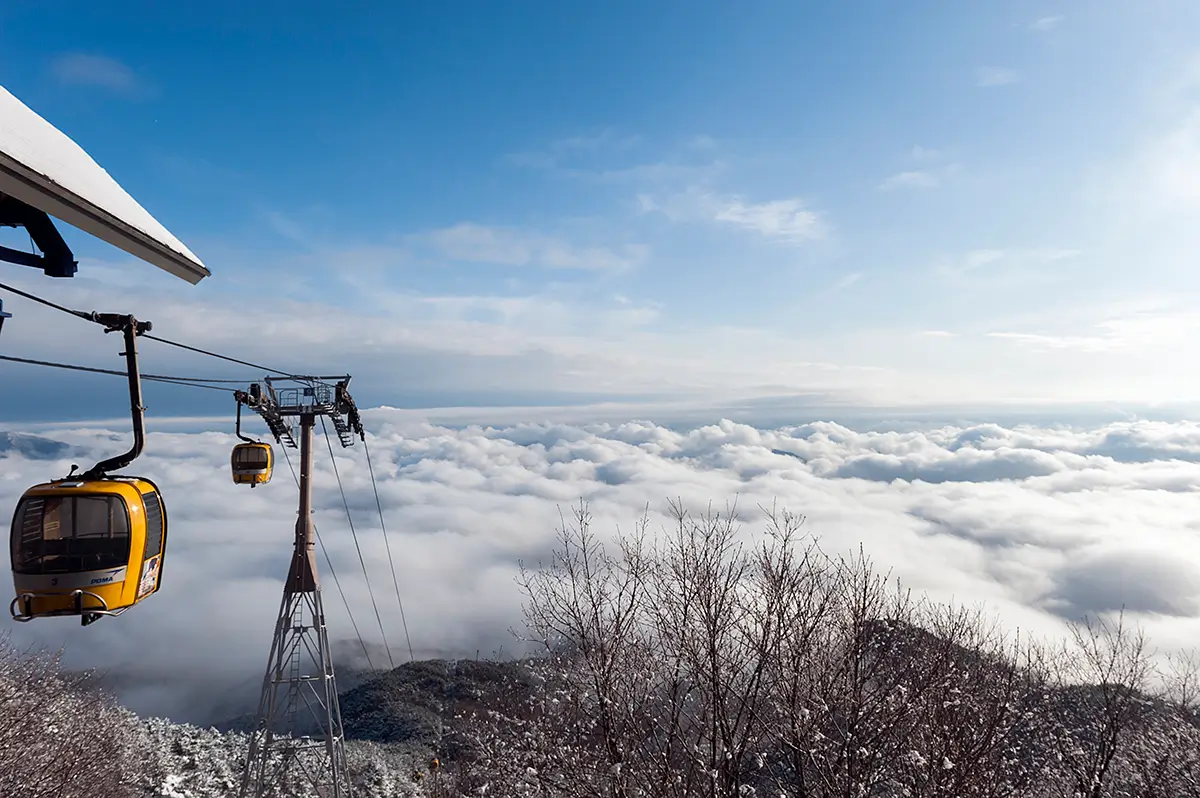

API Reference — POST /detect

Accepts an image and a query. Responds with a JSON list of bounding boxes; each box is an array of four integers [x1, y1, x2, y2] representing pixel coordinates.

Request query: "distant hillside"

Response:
[[214, 658, 533, 747], [339, 658, 535, 752], [0, 431, 70, 459]]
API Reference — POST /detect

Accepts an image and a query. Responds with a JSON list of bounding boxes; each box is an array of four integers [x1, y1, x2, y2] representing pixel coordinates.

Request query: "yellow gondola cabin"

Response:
[[6, 314, 164, 627], [231, 442, 273, 486], [10, 476, 166, 625]]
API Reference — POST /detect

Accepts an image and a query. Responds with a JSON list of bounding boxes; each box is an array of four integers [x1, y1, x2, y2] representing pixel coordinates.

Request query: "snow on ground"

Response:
[[137, 715, 428, 798]]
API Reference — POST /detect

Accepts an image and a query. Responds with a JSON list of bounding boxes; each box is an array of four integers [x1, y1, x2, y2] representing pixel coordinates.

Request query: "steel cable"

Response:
[[362, 434, 415, 662], [321, 416, 395, 670]]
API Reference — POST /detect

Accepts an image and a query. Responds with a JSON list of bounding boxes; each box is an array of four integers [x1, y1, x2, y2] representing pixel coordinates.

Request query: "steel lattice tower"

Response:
[[240, 411, 350, 798]]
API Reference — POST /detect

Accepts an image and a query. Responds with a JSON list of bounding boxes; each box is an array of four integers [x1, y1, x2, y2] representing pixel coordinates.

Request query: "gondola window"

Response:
[[10, 495, 131, 574]]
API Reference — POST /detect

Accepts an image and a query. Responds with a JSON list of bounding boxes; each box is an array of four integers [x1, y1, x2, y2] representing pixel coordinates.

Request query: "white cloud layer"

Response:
[[3, 413, 1200, 725]]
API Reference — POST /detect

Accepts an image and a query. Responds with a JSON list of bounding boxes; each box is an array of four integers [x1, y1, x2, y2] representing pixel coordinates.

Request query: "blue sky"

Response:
[[4, 2, 1200, 421]]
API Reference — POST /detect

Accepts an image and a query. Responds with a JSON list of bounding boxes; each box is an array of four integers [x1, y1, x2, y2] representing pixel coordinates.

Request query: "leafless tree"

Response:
[[760, 544, 1040, 798], [1034, 609, 1182, 798], [631, 498, 808, 798], [513, 501, 657, 797], [1160, 648, 1200, 715], [0, 633, 146, 798], [447, 500, 1200, 798]]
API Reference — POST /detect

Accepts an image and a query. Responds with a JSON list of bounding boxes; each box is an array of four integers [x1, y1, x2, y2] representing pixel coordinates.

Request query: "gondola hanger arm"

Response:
[[80, 313, 150, 480]]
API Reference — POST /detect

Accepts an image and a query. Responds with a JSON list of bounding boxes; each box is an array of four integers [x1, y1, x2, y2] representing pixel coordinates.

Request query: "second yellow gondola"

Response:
[[231, 441, 273, 486], [231, 389, 274, 487]]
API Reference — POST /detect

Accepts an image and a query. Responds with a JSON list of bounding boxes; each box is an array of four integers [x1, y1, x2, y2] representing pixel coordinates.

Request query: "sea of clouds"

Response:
[[2, 410, 1200, 725]]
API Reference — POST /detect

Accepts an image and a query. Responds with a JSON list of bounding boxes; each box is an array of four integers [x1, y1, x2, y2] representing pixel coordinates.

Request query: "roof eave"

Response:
[[0, 153, 210, 285]]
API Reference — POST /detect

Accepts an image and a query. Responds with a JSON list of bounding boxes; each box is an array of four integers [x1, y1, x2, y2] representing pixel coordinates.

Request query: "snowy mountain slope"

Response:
[[0, 431, 70, 459]]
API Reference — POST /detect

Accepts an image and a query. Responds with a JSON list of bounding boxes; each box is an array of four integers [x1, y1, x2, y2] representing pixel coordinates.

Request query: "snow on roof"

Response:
[[0, 85, 209, 283]]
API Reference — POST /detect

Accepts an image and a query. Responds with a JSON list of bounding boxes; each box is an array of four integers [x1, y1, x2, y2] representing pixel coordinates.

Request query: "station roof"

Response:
[[0, 85, 209, 284]]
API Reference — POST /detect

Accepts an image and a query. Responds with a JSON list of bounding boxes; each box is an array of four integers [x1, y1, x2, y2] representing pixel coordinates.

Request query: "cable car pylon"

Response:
[[238, 376, 364, 798]]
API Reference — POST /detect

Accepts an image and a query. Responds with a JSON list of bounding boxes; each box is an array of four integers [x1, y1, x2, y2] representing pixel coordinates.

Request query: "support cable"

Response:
[[321, 416, 395, 670], [141, 333, 291, 377], [362, 435, 415, 663], [0, 280, 296, 376], [0, 279, 91, 321], [0, 354, 242, 392], [279, 444, 376, 673]]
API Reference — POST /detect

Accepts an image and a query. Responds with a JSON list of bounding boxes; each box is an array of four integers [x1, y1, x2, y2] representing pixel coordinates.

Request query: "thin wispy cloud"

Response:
[[933, 249, 1003, 279], [1030, 15, 1064, 31], [504, 129, 641, 170], [878, 170, 939, 191], [714, 196, 824, 242], [961, 249, 1007, 272], [505, 131, 725, 186], [879, 147, 961, 191], [939, 248, 1079, 278], [835, 272, 862, 289], [50, 53, 146, 97], [420, 223, 647, 271], [638, 188, 826, 243], [990, 311, 1200, 354], [988, 330, 1117, 352], [262, 209, 323, 249], [585, 160, 727, 185], [976, 67, 1020, 87]]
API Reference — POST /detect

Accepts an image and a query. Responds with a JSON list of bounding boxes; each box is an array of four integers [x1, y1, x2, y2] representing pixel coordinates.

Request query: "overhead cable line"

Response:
[[279, 443, 376, 672], [0, 354, 242, 392], [0, 280, 297, 377], [140, 333, 292, 377], [322, 416, 395, 670], [363, 434, 415, 663], [0, 279, 92, 321]]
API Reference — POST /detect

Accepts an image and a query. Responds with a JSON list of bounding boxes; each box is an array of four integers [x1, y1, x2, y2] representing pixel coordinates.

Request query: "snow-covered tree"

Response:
[[0, 633, 146, 798]]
